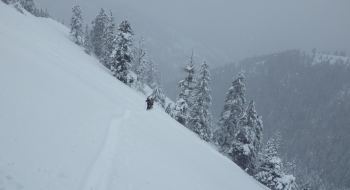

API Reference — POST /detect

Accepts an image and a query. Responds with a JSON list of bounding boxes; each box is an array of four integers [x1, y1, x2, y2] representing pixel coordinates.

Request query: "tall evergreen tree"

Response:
[[230, 100, 263, 175], [100, 10, 117, 69], [83, 24, 92, 55], [91, 8, 108, 57], [173, 52, 197, 126], [213, 73, 246, 155], [70, 5, 84, 45], [188, 60, 212, 141], [144, 57, 160, 89], [255, 134, 297, 190], [111, 19, 134, 85], [132, 37, 148, 93]]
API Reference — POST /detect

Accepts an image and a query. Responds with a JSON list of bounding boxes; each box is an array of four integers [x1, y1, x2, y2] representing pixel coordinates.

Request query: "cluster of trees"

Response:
[[70, 6, 166, 108], [165, 52, 213, 141], [211, 73, 296, 189], [210, 49, 350, 189], [1, 0, 51, 18], [4, 1, 350, 189], [164, 51, 296, 189]]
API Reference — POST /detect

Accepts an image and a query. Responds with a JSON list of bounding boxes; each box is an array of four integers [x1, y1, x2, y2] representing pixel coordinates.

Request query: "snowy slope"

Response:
[[0, 4, 268, 190], [312, 53, 350, 65]]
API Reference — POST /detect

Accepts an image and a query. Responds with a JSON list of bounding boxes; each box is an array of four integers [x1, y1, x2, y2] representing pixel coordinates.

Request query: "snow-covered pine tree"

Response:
[[100, 10, 117, 69], [144, 57, 159, 89], [91, 8, 108, 57], [20, 0, 35, 14], [4, 0, 23, 13], [83, 24, 92, 55], [111, 19, 134, 85], [229, 100, 263, 175], [70, 5, 84, 45], [188, 60, 212, 141], [2, 0, 18, 5], [149, 84, 166, 108], [165, 103, 174, 117], [132, 36, 147, 93], [213, 73, 246, 155], [255, 134, 297, 190], [173, 52, 197, 126]]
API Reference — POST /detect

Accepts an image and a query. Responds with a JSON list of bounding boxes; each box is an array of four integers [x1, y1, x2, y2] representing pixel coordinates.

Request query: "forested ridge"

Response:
[[211, 49, 350, 188]]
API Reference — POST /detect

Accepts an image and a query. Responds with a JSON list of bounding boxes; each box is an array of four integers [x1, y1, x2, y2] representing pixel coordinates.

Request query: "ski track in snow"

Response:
[[81, 109, 131, 190]]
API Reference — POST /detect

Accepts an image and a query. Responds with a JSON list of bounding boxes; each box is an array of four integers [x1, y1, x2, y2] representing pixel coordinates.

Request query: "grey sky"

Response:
[[35, 0, 350, 63]]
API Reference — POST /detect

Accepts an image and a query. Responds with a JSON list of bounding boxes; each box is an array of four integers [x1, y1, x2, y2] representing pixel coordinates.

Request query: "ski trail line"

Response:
[[80, 109, 131, 190]]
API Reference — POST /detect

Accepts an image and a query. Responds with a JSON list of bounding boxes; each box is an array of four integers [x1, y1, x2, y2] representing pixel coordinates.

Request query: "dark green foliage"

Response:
[[213, 73, 246, 155], [20, 0, 35, 13], [111, 19, 134, 85], [230, 100, 263, 175], [174, 52, 196, 126], [83, 25, 92, 55], [91, 8, 108, 57], [70, 5, 84, 45], [188, 61, 213, 141], [100, 10, 117, 69]]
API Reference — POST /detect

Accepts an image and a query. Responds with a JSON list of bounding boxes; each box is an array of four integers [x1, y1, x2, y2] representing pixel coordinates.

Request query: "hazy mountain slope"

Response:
[[0, 4, 267, 190], [210, 50, 350, 188], [34, 0, 230, 83]]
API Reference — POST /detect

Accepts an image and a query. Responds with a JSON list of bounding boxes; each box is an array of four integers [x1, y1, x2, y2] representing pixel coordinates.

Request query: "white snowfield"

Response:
[[0, 4, 268, 190]]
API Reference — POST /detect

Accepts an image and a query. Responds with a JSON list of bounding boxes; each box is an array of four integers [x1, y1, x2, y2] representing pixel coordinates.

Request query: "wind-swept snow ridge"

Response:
[[0, 3, 268, 190]]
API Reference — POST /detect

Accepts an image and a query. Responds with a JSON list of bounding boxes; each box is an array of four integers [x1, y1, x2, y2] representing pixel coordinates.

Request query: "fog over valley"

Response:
[[34, 0, 350, 79]]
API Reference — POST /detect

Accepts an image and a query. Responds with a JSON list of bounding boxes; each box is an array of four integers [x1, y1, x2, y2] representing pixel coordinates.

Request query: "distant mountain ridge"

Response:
[[312, 53, 350, 65], [210, 49, 350, 188]]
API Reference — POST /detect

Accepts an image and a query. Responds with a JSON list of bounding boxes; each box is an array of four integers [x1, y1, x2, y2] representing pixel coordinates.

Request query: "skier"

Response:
[[150, 98, 154, 109], [146, 97, 151, 110]]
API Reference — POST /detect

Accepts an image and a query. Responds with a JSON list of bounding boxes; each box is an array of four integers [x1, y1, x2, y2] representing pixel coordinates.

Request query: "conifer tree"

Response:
[[91, 8, 108, 57], [144, 57, 159, 88], [83, 24, 92, 55], [165, 103, 174, 117], [111, 19, 134, 85], [20, 0, 35, 14], [255, 134, 297, 190], [230, 100, 263, 175], [100, 10, 117, 69], [173, 52, 196, 126], [70, 5, 84, 45], [150, 84, 166, 108], [133, 37, 147, 93], [213, 73, 246, 155], [188, 60, 212, 141]]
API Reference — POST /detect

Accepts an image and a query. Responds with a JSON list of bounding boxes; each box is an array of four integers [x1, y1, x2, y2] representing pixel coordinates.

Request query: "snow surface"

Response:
[[0, 4, 268, 190], [312, 53, 350, 65]]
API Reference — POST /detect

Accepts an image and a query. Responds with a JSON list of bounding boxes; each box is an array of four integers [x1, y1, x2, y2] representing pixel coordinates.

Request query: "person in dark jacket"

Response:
[[146, 97, 151, 110]]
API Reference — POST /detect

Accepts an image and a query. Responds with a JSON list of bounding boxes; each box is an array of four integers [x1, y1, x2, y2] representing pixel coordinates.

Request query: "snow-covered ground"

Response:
[[312, 53, 350, 65], [0, 4, 268, 190]]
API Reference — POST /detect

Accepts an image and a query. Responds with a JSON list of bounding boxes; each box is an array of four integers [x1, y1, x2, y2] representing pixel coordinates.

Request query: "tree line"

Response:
[[69, 4, 299, 190], [2, 1, 301, 189]]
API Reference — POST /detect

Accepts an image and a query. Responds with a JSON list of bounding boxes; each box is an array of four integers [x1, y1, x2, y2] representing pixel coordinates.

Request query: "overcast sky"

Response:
[[35, 0, 350, 63]]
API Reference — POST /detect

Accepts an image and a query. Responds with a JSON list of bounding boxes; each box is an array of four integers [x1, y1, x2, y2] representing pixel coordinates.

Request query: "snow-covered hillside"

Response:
[[312, 53, 350, 65], [0, 4, 268, 190]]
